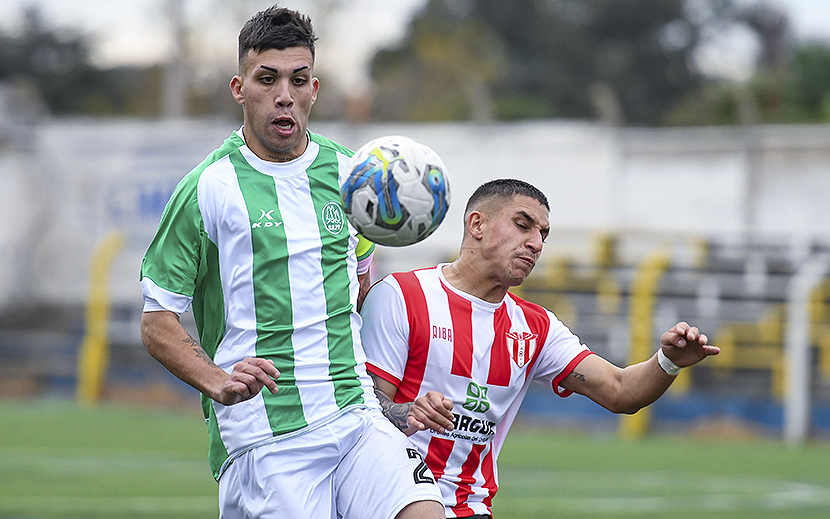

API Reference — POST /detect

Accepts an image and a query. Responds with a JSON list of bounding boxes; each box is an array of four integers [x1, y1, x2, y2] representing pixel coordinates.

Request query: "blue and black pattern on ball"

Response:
[[340, 150, 408, 231], [426, 166, 449, 229]]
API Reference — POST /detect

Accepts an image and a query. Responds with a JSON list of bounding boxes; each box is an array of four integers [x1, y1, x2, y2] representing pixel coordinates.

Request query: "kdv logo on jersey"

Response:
[[462, 381, 490, 413], [252, 209, 283, 229], [506, 331, 538, 368]]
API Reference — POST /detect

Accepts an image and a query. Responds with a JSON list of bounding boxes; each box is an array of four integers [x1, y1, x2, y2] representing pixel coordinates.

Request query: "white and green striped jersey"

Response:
[[140, 128, 377, 479]]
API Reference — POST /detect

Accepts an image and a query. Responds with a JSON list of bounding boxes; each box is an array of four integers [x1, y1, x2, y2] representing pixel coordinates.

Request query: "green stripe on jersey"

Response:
[[230, 149, 307, 431], [307, 142, 363, 409]]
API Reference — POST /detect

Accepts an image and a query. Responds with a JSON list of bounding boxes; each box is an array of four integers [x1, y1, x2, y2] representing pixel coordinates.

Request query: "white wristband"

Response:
[[657, 349, 681, 376]]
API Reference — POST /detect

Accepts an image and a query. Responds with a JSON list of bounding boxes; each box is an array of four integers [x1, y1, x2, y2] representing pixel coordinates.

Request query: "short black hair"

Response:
[[238, 5, 317, 65], [465, 178, 550, 215]]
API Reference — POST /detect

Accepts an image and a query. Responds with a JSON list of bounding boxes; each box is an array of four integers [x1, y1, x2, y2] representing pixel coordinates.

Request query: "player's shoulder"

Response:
[[197, 130, 245, 169], [309, 131, 354, 158], [180, 131, 242, 184], [507, 290, 553, 318], [388, 265, 439, 285]]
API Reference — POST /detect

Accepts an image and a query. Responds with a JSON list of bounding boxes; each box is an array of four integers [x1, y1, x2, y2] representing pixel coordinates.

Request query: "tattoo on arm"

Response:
[[371, 375, 412, 431], [571, 370, 586, 382], [357, 273, 371, 312], [184, 335, 219, 369]]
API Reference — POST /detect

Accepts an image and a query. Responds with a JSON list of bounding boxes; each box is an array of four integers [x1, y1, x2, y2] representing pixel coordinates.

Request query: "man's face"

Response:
[[479, 195, 550, 287], [230, 47, 319, 161]]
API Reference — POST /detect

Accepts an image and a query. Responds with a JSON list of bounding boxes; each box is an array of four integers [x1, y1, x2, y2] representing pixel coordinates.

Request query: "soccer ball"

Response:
[[340, 135, 450, 247]]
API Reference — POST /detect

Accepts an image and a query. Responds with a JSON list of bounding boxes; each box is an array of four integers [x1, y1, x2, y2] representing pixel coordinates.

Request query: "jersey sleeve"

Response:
[[531, 315, 593, 397], [359, 276, 410, 386], [139, 172, 203, 313], [355, 235, 375, 275]]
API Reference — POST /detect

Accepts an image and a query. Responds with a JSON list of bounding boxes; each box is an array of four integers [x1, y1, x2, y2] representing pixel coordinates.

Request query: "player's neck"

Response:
[[442, 260, 508, 304]]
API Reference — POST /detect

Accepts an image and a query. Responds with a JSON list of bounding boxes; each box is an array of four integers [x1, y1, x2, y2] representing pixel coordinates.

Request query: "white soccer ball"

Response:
[[340, 135, 450, 247]]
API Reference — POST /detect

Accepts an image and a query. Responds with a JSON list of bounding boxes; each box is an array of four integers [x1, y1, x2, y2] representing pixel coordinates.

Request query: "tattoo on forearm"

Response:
[[371, 378, 411, 431], [571, 370, 586, 382], [184, 335, 219, 369], [378, 392, 411, 431], [357, 274, 371, 312]]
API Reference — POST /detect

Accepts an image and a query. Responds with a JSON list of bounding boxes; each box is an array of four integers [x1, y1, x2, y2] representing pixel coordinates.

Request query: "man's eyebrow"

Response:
[[516, 210, 535, 223], [517, 209, 550, 234], [259, 65, 310, 75]]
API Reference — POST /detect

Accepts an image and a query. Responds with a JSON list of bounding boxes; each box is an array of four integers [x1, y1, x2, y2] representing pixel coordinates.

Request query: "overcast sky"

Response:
[[1, 0, 828, 88]]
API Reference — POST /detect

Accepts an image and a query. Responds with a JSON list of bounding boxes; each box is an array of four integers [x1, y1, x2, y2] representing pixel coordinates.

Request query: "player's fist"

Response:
[[408, 390, 455, 434], [217, 357, 280, 405]]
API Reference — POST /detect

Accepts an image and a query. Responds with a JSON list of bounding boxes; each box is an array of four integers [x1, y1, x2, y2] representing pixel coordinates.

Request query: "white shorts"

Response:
[[218, 406, 442, 519]]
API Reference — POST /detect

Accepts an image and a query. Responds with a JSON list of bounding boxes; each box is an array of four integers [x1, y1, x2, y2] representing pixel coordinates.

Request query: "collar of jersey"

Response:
[[236, 128, 319, 179], [435, 263, 506, 311]]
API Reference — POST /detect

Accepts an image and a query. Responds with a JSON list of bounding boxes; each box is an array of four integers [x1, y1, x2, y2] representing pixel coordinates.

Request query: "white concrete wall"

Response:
[[2, 119, 829, 308]]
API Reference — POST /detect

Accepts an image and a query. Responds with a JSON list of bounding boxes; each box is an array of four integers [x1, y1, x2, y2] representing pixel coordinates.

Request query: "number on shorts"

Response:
[[406, 448, 435, 484]]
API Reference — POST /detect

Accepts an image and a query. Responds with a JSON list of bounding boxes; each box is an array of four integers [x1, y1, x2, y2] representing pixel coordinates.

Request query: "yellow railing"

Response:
[[76, 231, 125, 405], [620, 251, 670, 439]]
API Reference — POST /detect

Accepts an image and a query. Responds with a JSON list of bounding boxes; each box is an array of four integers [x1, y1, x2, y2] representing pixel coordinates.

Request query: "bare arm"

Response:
[[560, 322, 719, 414], [141, 310, 279, 406], [370, 373, 455, 436], [357, 271, 371, 312]]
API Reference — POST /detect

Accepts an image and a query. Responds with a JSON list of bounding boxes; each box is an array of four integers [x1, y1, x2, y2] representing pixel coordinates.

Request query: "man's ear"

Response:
[[310, 77, 319, 105], [467, 211, 485, 240], [230, 75, 244, 105]]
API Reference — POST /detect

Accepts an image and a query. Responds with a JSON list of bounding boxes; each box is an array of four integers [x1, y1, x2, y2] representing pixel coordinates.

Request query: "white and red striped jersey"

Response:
[[361, 265, 593, 518]]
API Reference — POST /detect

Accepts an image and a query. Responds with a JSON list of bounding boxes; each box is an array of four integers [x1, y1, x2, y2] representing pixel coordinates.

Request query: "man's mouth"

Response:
[[273, 117, 295, 136], [516, 255, 535, 268]]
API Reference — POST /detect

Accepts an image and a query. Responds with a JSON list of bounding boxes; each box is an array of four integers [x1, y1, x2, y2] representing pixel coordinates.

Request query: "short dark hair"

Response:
[[238, 5, 317, 65], [465, 178, 550, 216]]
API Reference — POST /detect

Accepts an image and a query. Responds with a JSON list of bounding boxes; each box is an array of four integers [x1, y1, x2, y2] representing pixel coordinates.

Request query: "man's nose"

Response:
[[274, 80, 293, 106]]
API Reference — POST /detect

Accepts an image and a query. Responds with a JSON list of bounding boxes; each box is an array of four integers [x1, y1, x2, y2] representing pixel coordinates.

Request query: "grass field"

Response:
[[2, 399, 830, 519]]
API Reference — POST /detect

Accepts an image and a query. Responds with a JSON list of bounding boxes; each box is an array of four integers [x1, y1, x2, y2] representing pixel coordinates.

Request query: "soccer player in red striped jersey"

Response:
[[360, 178, 720, 518]]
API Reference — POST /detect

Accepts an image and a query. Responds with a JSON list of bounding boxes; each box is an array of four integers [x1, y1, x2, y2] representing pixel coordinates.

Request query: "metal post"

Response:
[[784, 252, 830, 445]]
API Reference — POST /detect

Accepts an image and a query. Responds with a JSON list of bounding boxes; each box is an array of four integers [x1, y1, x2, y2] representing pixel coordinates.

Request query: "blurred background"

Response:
[[2, 0, 830, 460]]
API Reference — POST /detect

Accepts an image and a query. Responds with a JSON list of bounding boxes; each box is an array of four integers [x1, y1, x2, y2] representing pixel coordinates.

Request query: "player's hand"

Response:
[[660, 322, 720, 368], [408, 390, 455, 434], [216, 357, 280, 406]]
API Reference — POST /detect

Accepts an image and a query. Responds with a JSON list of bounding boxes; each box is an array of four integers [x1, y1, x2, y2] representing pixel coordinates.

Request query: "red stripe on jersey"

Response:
[[425, 436, 454, 480], [393, 271, 431, 403], [509, 293, 552, 379], [365, 363, 401, 386], [553, 349, 595, 397], [451, 443, 487, 516], [480, 447, 497, 509], [442, 281, 474, 379], [487, 303, 512, 386]]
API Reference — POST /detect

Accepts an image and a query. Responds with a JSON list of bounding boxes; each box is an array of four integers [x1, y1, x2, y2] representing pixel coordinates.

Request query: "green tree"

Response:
[[0, 7, 163, 117], [369, 1, 506, 122], [370, 0, 752, 125], [666, 4, 830, 126], [785, 44, 830, 122]]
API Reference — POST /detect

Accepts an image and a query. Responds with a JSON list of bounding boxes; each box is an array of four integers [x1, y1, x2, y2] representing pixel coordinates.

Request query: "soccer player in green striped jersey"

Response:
[[139, 6, 443, 519]]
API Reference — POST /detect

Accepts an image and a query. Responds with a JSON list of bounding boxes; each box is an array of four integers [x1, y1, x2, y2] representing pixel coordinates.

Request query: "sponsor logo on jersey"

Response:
[[451, 412, 496, 437], [432, 325, 452, 342], [462, 381, 490, 413], [434, 381, 496, 443], [506, 330, 538, 368], [322, 200, 345, 235], [252, 208, 283, 229]]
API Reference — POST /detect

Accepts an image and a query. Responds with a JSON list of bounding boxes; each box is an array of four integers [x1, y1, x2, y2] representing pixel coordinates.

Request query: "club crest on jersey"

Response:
[[506, 331, 538, 368], [322, 200, 345, 235]]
